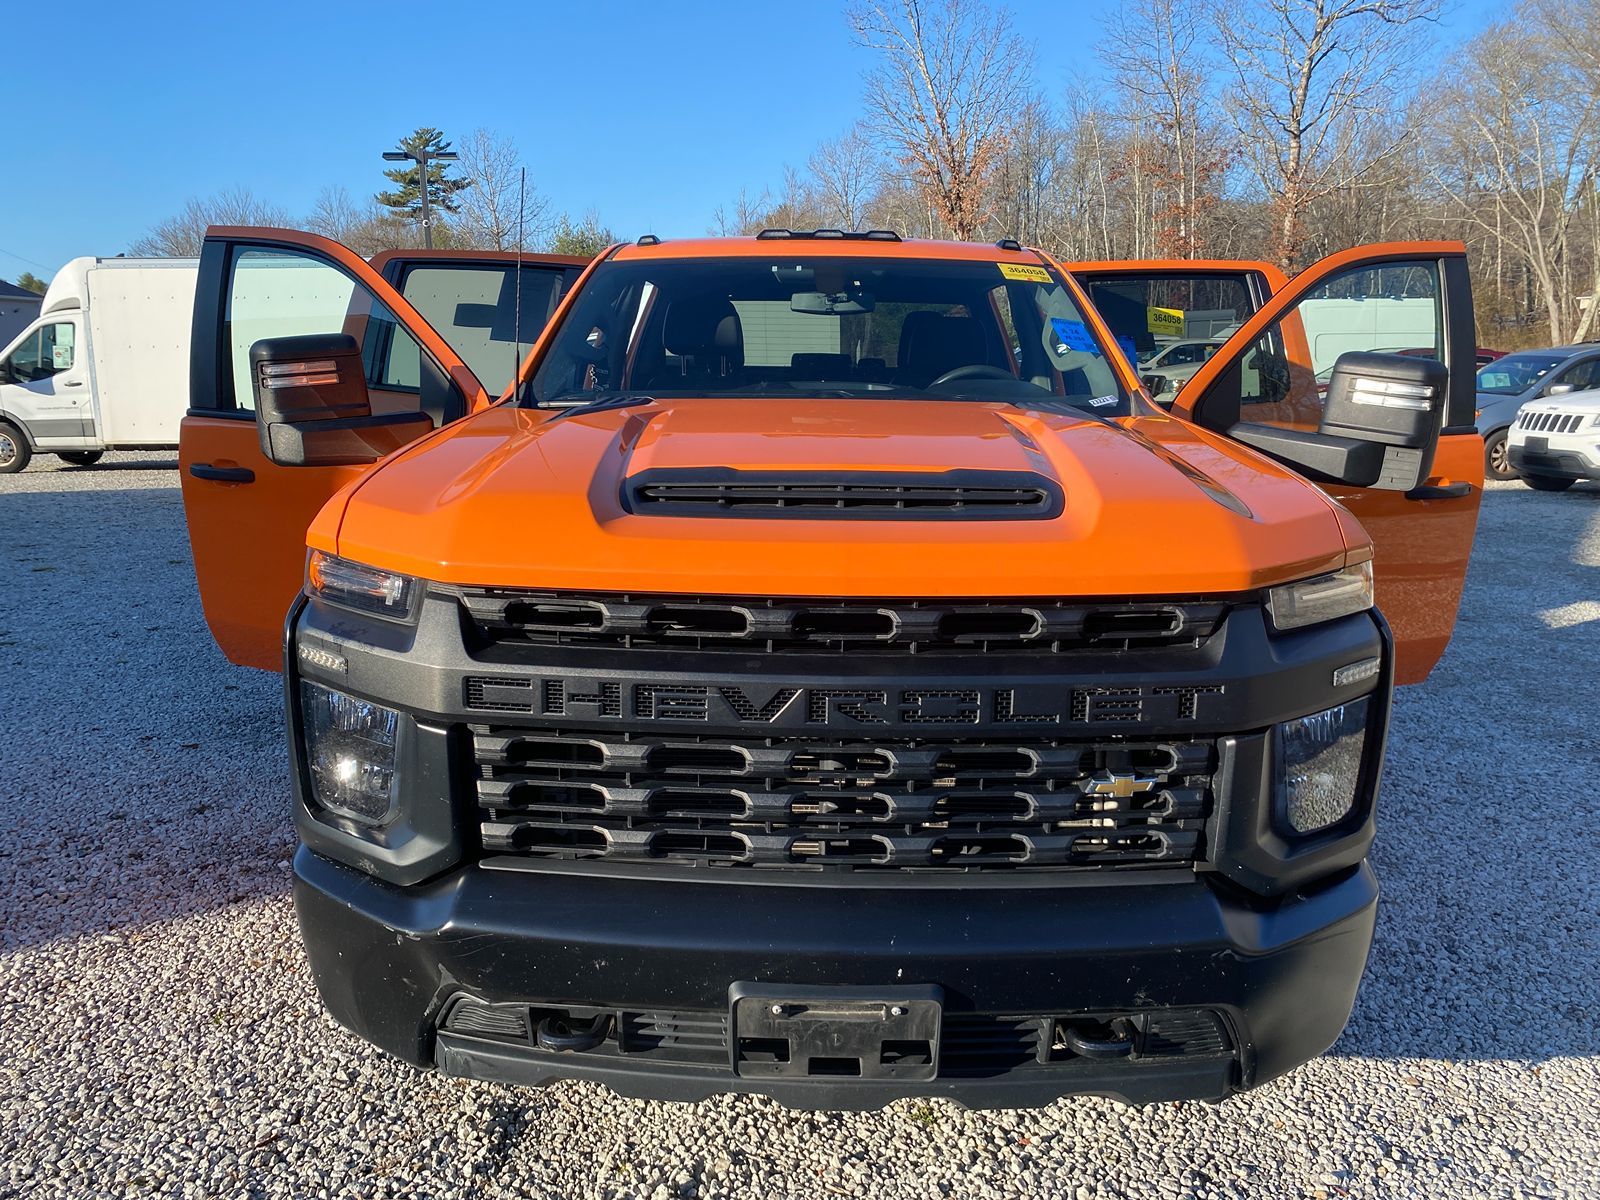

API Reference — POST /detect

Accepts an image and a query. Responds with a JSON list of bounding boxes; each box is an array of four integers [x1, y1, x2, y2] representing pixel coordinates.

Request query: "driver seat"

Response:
[[894, 313, 991, 388]]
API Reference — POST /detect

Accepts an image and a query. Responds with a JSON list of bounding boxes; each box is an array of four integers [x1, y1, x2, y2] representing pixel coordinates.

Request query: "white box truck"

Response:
[[0, 256, 197, 472]]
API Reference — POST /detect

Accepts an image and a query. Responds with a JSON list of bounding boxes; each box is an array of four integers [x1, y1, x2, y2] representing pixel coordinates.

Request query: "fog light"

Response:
[[300, 681, 400, 824], [1277, 696, 1370, 834]]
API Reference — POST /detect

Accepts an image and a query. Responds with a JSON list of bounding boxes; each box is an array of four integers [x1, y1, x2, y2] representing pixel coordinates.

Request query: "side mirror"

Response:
[[0, 360, 12, 385], [1545, 383, 1575, 396], [1229, 351, 1445, 491], [250, 333, 433, 467], [1140, 371, 1168, 396], [1318, 351, 1446, 489]]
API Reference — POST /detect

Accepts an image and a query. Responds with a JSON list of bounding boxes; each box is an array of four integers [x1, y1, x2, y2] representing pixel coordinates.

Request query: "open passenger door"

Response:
[[1161, 242, 1483, 684], [180, 228, 496, 671]]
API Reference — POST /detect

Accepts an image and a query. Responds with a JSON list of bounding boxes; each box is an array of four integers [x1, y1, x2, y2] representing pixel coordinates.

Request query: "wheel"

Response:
[[1484, 429, 1516, 480], [1523, 474, 1576, 492], [0, 423, 30, 474], [57, 450, 103, 467]]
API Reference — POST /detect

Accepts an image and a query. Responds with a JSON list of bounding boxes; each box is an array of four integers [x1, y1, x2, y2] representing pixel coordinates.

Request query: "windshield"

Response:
[[522, 255, 1129, 415], [1476, 353, 1563, 395]]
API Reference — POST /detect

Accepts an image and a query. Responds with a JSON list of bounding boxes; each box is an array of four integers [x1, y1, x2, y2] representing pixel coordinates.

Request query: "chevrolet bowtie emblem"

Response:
[[1084, 772, 1158, 799]]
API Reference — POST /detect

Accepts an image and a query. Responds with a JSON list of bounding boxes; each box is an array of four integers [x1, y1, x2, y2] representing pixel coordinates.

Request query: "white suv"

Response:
[[1508, 389, 1600, 491]]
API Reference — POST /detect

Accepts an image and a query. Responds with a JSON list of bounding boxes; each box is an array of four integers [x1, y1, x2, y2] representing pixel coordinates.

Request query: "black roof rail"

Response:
[[996, 237, 1022, 251], [755, 228, 903, 242], [636, 234, 661, 246]]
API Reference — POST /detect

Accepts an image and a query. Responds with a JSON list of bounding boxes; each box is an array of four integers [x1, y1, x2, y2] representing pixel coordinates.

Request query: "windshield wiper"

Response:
[[538, 390, 658, 417]]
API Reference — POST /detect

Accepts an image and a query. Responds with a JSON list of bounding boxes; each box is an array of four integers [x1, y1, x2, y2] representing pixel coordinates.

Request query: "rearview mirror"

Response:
[[251, 332, 432, 467], [791, 291, 875, 316]]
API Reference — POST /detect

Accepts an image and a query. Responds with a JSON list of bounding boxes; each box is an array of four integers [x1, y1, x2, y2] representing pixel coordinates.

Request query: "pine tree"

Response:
[[375, 128, 473, 223], [14, 272, 46, 294]]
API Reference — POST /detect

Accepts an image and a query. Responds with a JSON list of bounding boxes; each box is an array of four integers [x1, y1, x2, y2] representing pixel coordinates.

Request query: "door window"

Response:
[[223, 247, 419, 413], [1197, 261, 1442, 431], [5, 323, 76, 383], [396, 264, 566, 396], [1549, 356, 1600, 395]]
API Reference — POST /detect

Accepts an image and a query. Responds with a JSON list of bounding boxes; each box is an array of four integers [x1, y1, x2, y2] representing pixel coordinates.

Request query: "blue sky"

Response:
[[2, 0, 1502, 282]]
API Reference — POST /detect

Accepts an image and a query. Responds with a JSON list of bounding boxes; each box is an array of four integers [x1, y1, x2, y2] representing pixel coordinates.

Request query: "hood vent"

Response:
[[623, 469, 1064, 520]]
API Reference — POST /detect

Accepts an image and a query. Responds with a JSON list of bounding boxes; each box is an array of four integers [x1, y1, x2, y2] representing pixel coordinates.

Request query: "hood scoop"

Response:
[[622, 468, 1065, 520]]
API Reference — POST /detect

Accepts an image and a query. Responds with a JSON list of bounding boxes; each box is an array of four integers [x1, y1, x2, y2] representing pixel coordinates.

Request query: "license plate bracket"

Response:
[[729, 983, 943, 1081], [1528, 436, 1548, 454]]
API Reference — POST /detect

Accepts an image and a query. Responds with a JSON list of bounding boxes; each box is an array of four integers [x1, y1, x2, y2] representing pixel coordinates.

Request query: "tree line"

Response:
[[127, 0, 1600, 348]]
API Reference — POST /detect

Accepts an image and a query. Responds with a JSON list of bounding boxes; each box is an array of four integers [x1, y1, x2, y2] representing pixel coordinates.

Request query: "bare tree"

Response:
[[808, 126, 881, 230], [1215, 0, 1442, 269], [455, 129, 550, 251], [1103, 0, 1228, 258], [305, 186, 418, 255], [129, 187, 291, 257], [849, 0, 1025, 239], [1420, 3, 1600, 342]]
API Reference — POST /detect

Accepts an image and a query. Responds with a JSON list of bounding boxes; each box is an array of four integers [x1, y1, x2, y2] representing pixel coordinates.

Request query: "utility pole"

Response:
[[383, 141, 458, 249]]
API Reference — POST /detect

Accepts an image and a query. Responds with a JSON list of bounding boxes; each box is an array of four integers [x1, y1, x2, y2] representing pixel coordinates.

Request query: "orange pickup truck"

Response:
[[180, 228, 1480, 1109]]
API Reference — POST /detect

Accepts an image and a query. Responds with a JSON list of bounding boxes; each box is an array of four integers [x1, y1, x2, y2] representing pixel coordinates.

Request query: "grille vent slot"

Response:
[[623, 469, 1064, 520]]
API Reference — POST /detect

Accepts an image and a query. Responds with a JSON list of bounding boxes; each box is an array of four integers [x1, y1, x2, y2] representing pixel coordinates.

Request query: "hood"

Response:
[[1516, 390, 1600, 415], [331, 399, 1356, 598]]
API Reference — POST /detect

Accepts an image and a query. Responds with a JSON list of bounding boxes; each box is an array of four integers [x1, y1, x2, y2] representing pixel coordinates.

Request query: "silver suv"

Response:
[[1476, 346, 1600, 479]]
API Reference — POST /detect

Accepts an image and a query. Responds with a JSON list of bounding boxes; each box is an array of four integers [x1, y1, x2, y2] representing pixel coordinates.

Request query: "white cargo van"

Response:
[[0, 257, 197, 472]]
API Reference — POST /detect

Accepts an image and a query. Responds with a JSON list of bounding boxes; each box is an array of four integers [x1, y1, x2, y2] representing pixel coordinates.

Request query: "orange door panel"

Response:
[[181, 227, 489, 671], [1169, 241, 1483, 684], [1325, 431, 1482, 683], [181, 415, 371, 670]]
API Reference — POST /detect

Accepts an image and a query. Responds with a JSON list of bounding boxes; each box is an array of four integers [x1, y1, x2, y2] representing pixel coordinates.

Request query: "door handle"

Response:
[[189, 463, 256, 484], [63, 379, 84, 387], [1404, 481, 1474, 501]]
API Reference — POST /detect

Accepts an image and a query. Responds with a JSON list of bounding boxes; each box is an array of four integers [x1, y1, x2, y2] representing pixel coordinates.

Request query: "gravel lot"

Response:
[[1, 451, 1597, 1200]]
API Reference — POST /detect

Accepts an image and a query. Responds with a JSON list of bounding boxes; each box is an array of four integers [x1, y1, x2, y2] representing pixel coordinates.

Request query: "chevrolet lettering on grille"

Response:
[[465, 676, 1226, 729]]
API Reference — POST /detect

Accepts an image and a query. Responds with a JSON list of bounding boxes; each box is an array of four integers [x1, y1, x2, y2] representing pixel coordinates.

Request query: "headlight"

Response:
[[300, 681, 400, 824], [1590, 413, 1600, 427], [307, 550, 417, 620], [1266, 561, 1373, 631], [1276, 697, 1370, 834]]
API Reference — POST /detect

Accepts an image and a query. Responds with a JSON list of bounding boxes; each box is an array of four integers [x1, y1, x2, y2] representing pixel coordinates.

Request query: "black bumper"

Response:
[[1509, 445, 1600, 480], [294, 846, 1378, 1109]]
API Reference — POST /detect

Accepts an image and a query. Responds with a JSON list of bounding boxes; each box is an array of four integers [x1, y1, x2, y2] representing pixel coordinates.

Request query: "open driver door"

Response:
[[179, 228, 495, 671]]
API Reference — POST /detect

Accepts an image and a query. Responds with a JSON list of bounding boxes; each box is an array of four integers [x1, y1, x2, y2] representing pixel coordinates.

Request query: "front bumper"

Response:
[[1508, 440, 1600, 480], [294, 846, 1378, 1109]]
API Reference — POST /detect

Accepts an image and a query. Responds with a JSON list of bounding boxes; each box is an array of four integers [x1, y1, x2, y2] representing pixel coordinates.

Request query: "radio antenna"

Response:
[[512, 166, 526, 399]]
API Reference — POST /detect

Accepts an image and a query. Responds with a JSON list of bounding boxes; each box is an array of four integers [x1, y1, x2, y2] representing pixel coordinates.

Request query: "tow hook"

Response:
[[536, 1013, 611, 1052], [1057, 1016, 1140, 1060]]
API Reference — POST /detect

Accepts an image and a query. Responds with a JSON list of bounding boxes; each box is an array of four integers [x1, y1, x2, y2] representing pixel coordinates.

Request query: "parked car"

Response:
[[1137, 337, 1226, 403], [1475, 345, 1600, 480], [1507, 387, 1600, 491]]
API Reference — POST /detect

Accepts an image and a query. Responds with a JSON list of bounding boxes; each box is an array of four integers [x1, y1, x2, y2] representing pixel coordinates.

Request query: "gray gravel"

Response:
[[1, 450, 1597, 1199]]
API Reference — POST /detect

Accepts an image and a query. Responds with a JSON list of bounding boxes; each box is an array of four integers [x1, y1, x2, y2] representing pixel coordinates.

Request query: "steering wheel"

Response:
[[927, 364, 1016, 388]]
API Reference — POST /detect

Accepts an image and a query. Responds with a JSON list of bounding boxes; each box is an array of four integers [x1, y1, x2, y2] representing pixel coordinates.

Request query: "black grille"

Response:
[[622, 468, 1063, 520], [457, 590, 1228, 656], [474, 726, 1214, 872]]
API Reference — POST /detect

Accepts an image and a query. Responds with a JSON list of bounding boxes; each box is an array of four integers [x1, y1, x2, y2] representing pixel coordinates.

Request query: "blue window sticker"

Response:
[[1115, 335, 1138, 365], [1050, 317, 1100, 355]]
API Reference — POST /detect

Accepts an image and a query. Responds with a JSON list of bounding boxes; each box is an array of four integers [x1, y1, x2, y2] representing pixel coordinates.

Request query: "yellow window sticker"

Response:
[[998, 262, 1052, 283], [1147, 306, 1185, 337]]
